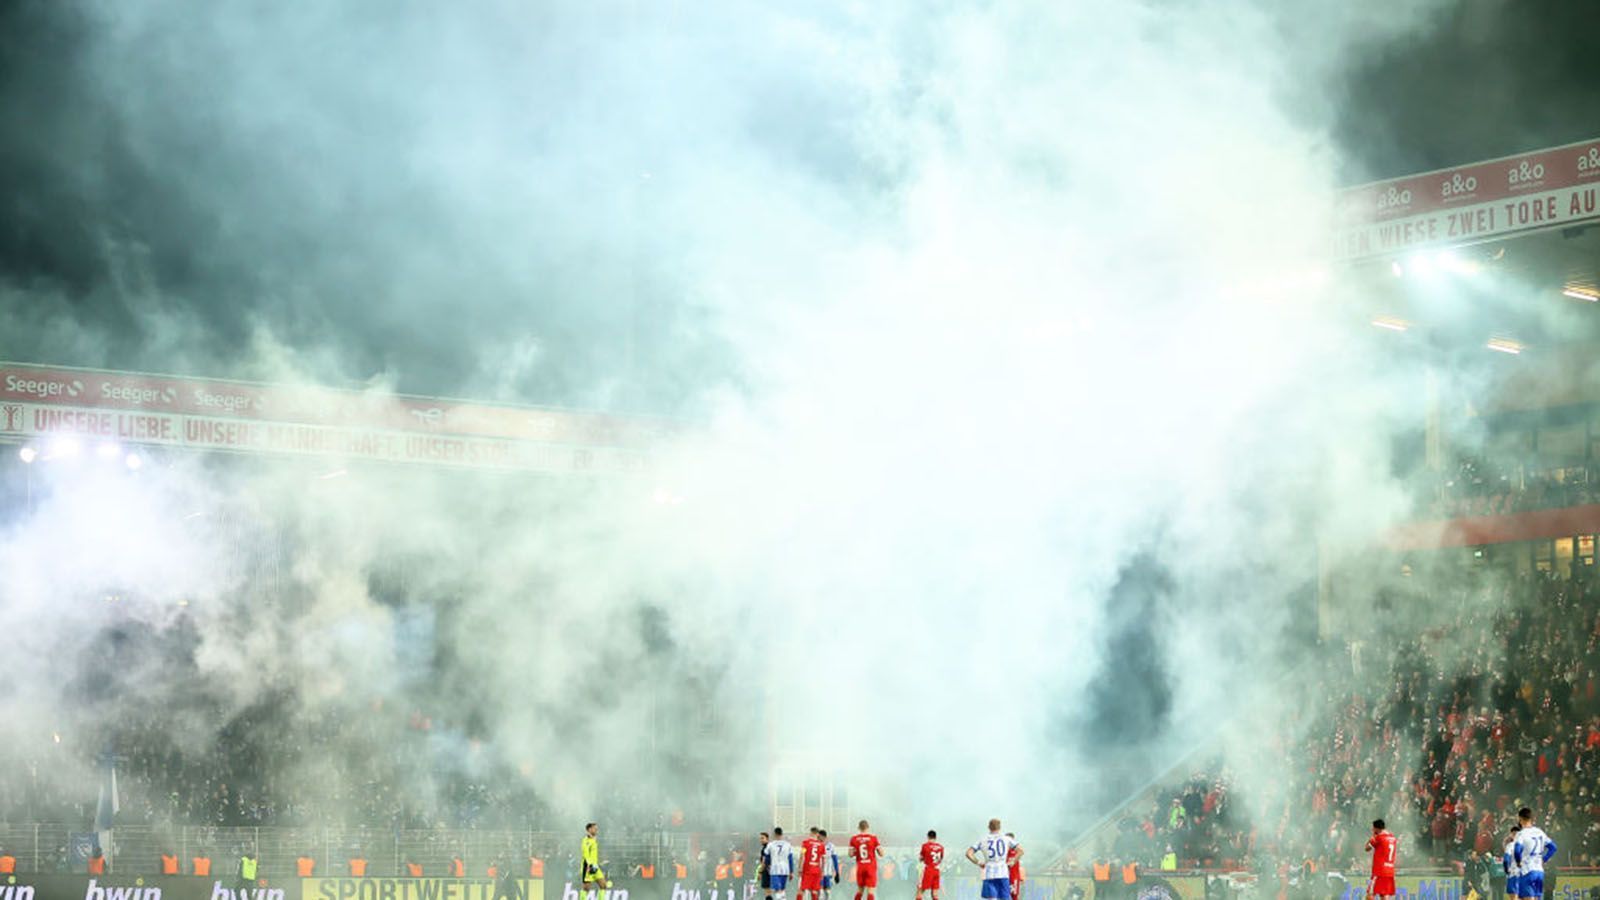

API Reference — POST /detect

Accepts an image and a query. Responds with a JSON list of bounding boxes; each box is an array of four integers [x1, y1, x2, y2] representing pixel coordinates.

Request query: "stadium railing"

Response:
[[0, 824, 749, 881]]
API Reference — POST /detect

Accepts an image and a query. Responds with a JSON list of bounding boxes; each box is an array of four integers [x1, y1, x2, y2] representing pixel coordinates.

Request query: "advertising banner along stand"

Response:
[[0, 876, 289, 900], [302, 879, 543, 900], [0, 363, 671, 474], [1334, 136, 1600, 260]]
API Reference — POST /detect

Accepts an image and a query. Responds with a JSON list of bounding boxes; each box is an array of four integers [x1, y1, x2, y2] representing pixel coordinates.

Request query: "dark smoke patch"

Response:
[[0, 2, 740, 411], [1077, 552, 1175, 747]]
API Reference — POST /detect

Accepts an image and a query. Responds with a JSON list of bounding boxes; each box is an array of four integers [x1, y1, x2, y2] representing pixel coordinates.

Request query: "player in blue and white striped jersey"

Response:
[[1503, 825, 1521, 900], [1512, 808, 1556, 900], [766, 828, 796, 900], [965, 819, 1018, 900], [819, 830, 841, 900]]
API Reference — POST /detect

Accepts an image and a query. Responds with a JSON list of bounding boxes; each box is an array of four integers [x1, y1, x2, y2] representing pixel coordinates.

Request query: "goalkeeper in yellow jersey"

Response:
[[582, 822, 610, 900]]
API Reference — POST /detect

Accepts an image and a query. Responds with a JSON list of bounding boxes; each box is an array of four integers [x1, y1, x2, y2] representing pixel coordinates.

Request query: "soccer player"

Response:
[[916, 830, 944, 900], [1513, 807, 1557, 900], [966, 820, 1018, 900], [766, 828, 795, 900], [760, 833, 774, 900], [581, 823, 609, 900], [820, 831, 841, 900], [849, 821, 884, 900], [1365, 819, 1397, 900], [1503, 825, 1522, 900], [800, 829, 826, 900], [1005, 834, 1025, 900]]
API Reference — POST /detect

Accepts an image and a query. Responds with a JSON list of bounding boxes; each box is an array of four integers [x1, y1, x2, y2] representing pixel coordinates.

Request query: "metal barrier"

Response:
[[0, 825, 750, 880]]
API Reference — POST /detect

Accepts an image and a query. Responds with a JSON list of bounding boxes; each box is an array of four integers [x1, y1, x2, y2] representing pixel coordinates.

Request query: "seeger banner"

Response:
[[1551, 872, 1600, 900], [1336, 875, 1465, 900]]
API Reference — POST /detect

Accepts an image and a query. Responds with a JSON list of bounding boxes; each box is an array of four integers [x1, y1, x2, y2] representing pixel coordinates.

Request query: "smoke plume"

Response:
[[2, 0, 1570, 855]]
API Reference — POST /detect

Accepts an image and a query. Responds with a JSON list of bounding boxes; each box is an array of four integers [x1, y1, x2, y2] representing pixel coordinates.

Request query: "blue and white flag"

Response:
[[93, 751, 119, 863]]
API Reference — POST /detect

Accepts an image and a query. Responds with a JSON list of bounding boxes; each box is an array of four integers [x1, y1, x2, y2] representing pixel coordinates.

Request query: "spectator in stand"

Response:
[[1079, 571, 1600, 873]]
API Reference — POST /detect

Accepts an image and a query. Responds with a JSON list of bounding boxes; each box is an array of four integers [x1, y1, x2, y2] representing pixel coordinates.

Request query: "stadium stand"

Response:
[[1428, 457, 1597, 520], [1084, 569, 1600, 875]]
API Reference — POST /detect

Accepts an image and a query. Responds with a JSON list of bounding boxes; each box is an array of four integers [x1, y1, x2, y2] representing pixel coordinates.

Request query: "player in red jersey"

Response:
[[1366, 818, 1397, 900], [916, 831, 944, 900], [799, 828, 826, 900], [1006, 834, 1025, 900], [848, 820, 884, 900]]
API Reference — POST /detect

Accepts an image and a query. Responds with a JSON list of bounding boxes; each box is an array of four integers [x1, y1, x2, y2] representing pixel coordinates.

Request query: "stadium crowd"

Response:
[[1428, 457, 1597, 519], [0, 710, 558, 830], [1106, 568, 1600, 876], [8, 540, 1600, 880]]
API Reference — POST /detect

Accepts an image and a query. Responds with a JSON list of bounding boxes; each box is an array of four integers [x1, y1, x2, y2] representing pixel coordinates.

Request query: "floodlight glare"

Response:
[[1434, 250, 1481, 276]]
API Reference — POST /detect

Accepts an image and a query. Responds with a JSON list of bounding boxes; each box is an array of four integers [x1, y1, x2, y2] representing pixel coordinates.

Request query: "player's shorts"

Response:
[[981, 878, 1012, 900], [1369, 876, 1395, 897], [762, 872, 773, 890], [771, 875, 789, 892], [856, 866, 878, 888], [1010, 867, 1025, 884], [802, 872, 823, 892], [823, 877, 835, 890], [1506, 875, 1520, 897], [1518, 873, 1544, 899], [918, 869, 941, 891]]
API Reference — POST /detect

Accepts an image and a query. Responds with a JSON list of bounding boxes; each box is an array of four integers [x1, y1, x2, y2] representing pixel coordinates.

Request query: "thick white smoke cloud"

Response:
[[0, 0, 1470, 846]]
